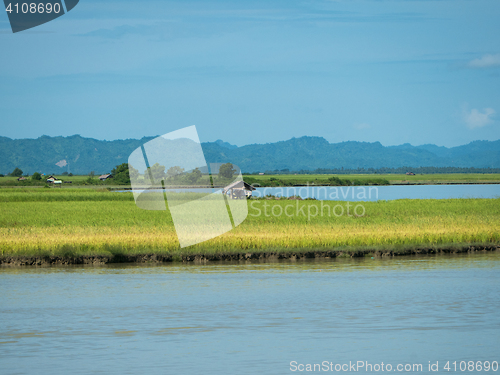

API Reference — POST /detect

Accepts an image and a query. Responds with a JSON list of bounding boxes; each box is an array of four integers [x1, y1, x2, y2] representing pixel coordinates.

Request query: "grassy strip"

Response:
[[0, 188, 134, 202], [244, 173, 500, 186], [0, 189, 498, 257], [2, 173, 500, 189], [244, 176, 391, 187]]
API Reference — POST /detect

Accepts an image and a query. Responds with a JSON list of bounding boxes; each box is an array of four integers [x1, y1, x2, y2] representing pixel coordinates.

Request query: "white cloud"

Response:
[[468, 53, 500, 68], [353, 123, 371, 130], [462, 107, 496, 129]]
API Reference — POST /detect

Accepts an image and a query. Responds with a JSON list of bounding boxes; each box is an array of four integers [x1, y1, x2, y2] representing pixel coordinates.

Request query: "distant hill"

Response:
[[0, 135, 155, 175], [202, 137, 500, 172], [212, 139, 238, 149], [0, 135, 499, 175]]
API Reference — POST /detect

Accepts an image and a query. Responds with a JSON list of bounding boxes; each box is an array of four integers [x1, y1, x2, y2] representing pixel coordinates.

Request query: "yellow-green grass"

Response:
[[248, 173, 500, 185], [0, 175, 89, 182], [0, 188, 134, 201], [0, 175, 130, 189], [0, 189, 498, 258]]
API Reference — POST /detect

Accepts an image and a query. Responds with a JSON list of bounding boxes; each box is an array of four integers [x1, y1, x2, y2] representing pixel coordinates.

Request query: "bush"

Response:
[[85, 176, 97, 185], [243, 177, 258, 185], [328, 176, 350, 186]]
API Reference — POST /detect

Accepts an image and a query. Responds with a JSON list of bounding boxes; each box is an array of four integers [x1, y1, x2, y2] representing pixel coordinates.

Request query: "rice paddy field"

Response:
[[0, 188, 499, 259], [1, 173, 500, 188], [247, 173, 500, 185]]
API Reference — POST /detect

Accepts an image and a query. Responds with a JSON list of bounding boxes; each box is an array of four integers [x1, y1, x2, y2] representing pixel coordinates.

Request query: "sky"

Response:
[[0, 0, 499, 147]]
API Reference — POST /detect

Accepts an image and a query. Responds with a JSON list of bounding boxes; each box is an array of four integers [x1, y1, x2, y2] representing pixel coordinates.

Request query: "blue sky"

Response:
[[0, 0, 499, 147]]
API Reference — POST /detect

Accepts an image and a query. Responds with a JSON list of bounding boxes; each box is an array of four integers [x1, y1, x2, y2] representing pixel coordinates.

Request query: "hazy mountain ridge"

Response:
[[0, 135, 499, 175], [202, 137, 500, 172]]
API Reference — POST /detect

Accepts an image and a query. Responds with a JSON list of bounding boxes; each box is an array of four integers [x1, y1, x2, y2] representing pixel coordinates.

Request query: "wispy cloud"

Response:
[[79, 24, 157, 39], [468, 53, 500, 68], [462, 106, 496, 129], [353, 123, 371, 130]]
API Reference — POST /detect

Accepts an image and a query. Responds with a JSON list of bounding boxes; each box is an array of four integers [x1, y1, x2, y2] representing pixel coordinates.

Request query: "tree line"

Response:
[[0, 163, 238, 186], [2, 164, 499, 186], [249, 166, 500, 175]]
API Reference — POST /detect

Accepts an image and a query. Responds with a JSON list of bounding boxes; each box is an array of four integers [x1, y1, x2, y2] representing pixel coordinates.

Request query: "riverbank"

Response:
[[1, 243, 498, 266]]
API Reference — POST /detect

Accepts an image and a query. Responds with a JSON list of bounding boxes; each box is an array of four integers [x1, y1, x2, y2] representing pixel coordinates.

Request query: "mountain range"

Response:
[[0, 135, 499, 175]]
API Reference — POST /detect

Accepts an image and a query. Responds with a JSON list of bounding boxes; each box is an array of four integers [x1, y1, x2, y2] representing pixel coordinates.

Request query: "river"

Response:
[[130, 184, 500, 201], [254, 184, 500, 201], [1, 253, 499, 374]]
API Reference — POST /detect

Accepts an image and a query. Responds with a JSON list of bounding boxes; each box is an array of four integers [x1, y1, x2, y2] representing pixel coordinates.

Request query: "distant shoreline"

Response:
[[111, 181, 500, 190], [107, 181, 500, 191], [1, 181, 500, 191], [388, 182, 500, 185], [1, 244, 498, 267]]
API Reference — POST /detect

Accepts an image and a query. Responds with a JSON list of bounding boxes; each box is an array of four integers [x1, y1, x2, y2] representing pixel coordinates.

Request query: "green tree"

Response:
[[111, 163, 128, 176], [110, 163, 139, 184], [128, 165, 139, 180], [166, 166, 185, 179], [219, 163, 236, 179], [145, 163, 165, 183], [10, 167, 23, 177], [111, 163, 129, 184], [32, 172, 42, 181]]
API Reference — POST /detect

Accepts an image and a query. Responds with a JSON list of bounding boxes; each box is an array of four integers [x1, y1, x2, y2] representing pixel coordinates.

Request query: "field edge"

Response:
[[1, 242, 498, 266]]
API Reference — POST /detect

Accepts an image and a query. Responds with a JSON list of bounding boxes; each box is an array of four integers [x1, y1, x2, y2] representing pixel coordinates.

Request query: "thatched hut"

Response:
[[223, 180, 256, 199]]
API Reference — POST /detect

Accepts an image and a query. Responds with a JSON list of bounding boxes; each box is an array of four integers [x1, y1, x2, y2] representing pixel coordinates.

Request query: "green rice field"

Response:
[[1, 173, 500, 188], [246, 173, 500, 186], [0, 189, 498, 258]]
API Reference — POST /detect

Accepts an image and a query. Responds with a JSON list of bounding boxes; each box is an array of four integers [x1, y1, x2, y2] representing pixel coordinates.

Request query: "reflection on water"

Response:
[[1, 253, 499, 375]]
